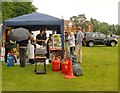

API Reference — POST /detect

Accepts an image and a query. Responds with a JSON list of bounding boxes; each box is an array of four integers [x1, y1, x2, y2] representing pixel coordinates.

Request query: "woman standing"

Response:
[[27, 32, 35, 64], [4, 28, 11, 63], [68, 32, 75, 55]]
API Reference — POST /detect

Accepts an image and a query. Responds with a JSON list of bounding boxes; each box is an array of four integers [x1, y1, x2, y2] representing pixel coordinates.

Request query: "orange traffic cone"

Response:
[[64, 56, 76, 79]]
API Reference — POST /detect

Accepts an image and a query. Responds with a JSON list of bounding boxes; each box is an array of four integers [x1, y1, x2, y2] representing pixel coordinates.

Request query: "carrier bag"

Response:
[[72, 63, 83, 76], [71, 55, 78, 65]]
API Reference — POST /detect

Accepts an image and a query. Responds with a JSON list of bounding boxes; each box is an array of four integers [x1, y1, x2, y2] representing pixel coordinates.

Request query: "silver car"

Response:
[[85, 32, 118, 47]]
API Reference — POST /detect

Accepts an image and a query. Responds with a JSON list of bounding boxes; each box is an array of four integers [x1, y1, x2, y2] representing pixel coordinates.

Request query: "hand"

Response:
[[76, 42, 78, 45]]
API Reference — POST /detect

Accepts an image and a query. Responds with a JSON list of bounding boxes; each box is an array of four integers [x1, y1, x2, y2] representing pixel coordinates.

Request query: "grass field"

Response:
[[1, 42, 119, 91]]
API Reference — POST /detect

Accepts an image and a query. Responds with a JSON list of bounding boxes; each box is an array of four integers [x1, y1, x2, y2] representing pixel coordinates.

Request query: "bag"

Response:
[[71, 55, 78, 65], [72, 63, 83, 76], [12, 48, 19, 57], [29, 59, 34, 64]]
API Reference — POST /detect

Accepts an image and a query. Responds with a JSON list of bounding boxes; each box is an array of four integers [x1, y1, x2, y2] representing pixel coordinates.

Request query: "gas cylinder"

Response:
[[62, 59, 68, 74], [52, 57, 60, 71], [7, 54, 14, 67]]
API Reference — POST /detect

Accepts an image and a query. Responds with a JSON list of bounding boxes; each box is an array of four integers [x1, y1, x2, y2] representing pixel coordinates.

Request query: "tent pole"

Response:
[[61, 20, 64, 59]]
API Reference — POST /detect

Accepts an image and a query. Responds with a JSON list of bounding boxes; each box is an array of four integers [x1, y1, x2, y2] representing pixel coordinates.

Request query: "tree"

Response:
[[82, 21, 89, 31], [99, 22, 110, 35], [114, 25, 120, 35], [0, 2, 2, 23], [70, 16, 79, 27], [117, 25, 120, 35], [90, 18, 101, 32], [71, 14, 88, 31], [2, 2, 37, 21], [90, 18, 112, 35], [71, 15, 119, 35]]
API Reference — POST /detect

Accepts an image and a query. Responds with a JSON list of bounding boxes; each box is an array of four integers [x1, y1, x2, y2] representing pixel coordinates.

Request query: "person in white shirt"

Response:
[[74, 27, 84, 64], [27, 32, 35, 64], [68, 32, 75, 55]]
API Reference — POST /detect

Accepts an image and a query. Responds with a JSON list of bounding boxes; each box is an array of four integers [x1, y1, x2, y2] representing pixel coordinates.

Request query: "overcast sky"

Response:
[[32, 0, 119, 25]]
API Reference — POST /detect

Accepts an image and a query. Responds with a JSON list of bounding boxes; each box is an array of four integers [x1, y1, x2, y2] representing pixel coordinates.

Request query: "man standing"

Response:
[[43, 28, 47, 40], [74, 27, 84, 64], [18, 39, 28, 67], [36, 29, 46, 46]]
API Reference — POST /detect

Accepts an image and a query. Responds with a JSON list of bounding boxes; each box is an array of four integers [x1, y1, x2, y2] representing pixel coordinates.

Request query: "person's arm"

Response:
[[80, 31, 84, 38], [68, 35, 73, 40], [45, 37, 49, 44], [31, 37, 34, 41], [36, 39, 45, 42], [10, 40, 16, 44]]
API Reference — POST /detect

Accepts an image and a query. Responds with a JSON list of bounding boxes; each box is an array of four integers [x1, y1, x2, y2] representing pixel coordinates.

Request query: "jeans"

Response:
[[19, 47, 27, 67], [74, 44, 82, 63], [70, 46, 75, 55]]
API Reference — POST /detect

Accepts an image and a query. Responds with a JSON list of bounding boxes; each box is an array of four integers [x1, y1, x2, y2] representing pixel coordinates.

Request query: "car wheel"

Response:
[[106, 44, 109, 46], [88, 41, 94, 47], [105, 43, 109, 46], [110, 41, 116, 47]]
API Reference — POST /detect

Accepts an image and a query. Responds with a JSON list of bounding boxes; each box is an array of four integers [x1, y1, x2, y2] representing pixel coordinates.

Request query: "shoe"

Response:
[[4, 62, 7, 65], [30, 62, 34, 64], [27, 61, 30, 63], [78, 62, 82, 64]]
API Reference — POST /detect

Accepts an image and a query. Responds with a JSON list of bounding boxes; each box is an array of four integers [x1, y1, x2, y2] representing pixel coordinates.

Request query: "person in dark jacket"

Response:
[[36, 29, 46, 46], [82, 33, 87, 46], [17, 39, 28, 67], [46, 34, 52, 59], [43, 28, 47, 40]]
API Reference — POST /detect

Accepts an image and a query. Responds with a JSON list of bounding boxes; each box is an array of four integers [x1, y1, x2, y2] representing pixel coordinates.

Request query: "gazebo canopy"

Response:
[[3, 12, 64, 32], [2, 12, 64, 58]]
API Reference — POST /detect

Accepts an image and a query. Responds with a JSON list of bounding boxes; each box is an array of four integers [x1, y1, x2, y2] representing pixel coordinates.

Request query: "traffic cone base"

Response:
[[64, 74, 76, 79], [64, 56, 76, 79]]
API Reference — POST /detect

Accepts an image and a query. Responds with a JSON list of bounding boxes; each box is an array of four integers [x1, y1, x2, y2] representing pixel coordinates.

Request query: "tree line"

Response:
[[1, 2, 120, 35], [90, 18, 120, 35], [71, 14, 120, 35], [1, 2, 37, 21]]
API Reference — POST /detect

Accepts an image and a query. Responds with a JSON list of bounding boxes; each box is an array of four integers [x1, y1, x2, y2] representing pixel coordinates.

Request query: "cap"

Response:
[[76, 27, 81, 30]]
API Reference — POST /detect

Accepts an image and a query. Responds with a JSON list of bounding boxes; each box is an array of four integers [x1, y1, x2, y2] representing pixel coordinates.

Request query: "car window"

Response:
[[95, 33, 99, 38], [92, 33, 99, 37], [100, 33, 106, 38], [92, 33, 96, 37], [86, 32, 91, 37]]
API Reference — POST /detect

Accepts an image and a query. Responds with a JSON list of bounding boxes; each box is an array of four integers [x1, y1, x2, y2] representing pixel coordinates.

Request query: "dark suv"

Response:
[[85, 32, 118, 47]]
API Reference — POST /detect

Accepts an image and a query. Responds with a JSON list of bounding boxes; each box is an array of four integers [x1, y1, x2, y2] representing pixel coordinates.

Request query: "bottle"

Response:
[[7, 51, 10, 57]]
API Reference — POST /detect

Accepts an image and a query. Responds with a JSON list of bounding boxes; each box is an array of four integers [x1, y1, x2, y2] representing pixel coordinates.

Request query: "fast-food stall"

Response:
[[2, 12, 64, 59]]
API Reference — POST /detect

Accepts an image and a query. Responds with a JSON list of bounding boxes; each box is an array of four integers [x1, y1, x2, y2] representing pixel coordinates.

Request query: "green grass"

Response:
[[1, 42, 119, 91], [0, 58, 2, 92]]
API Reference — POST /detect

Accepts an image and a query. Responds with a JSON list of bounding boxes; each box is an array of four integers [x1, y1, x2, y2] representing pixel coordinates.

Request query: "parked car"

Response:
[[108, 34, 120, 39], [85, 32, 118, 47]]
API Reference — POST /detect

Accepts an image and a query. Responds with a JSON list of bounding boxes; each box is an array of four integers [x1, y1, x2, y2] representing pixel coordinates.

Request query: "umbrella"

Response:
[[10, 27, 30, 42]]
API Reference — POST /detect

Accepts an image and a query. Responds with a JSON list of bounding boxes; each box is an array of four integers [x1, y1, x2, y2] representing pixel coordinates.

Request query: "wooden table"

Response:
[[49, 48, 66, 60]]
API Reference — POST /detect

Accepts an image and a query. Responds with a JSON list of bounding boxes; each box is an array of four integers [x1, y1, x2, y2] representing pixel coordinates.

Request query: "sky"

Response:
[[32, 0, 119, 25]]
